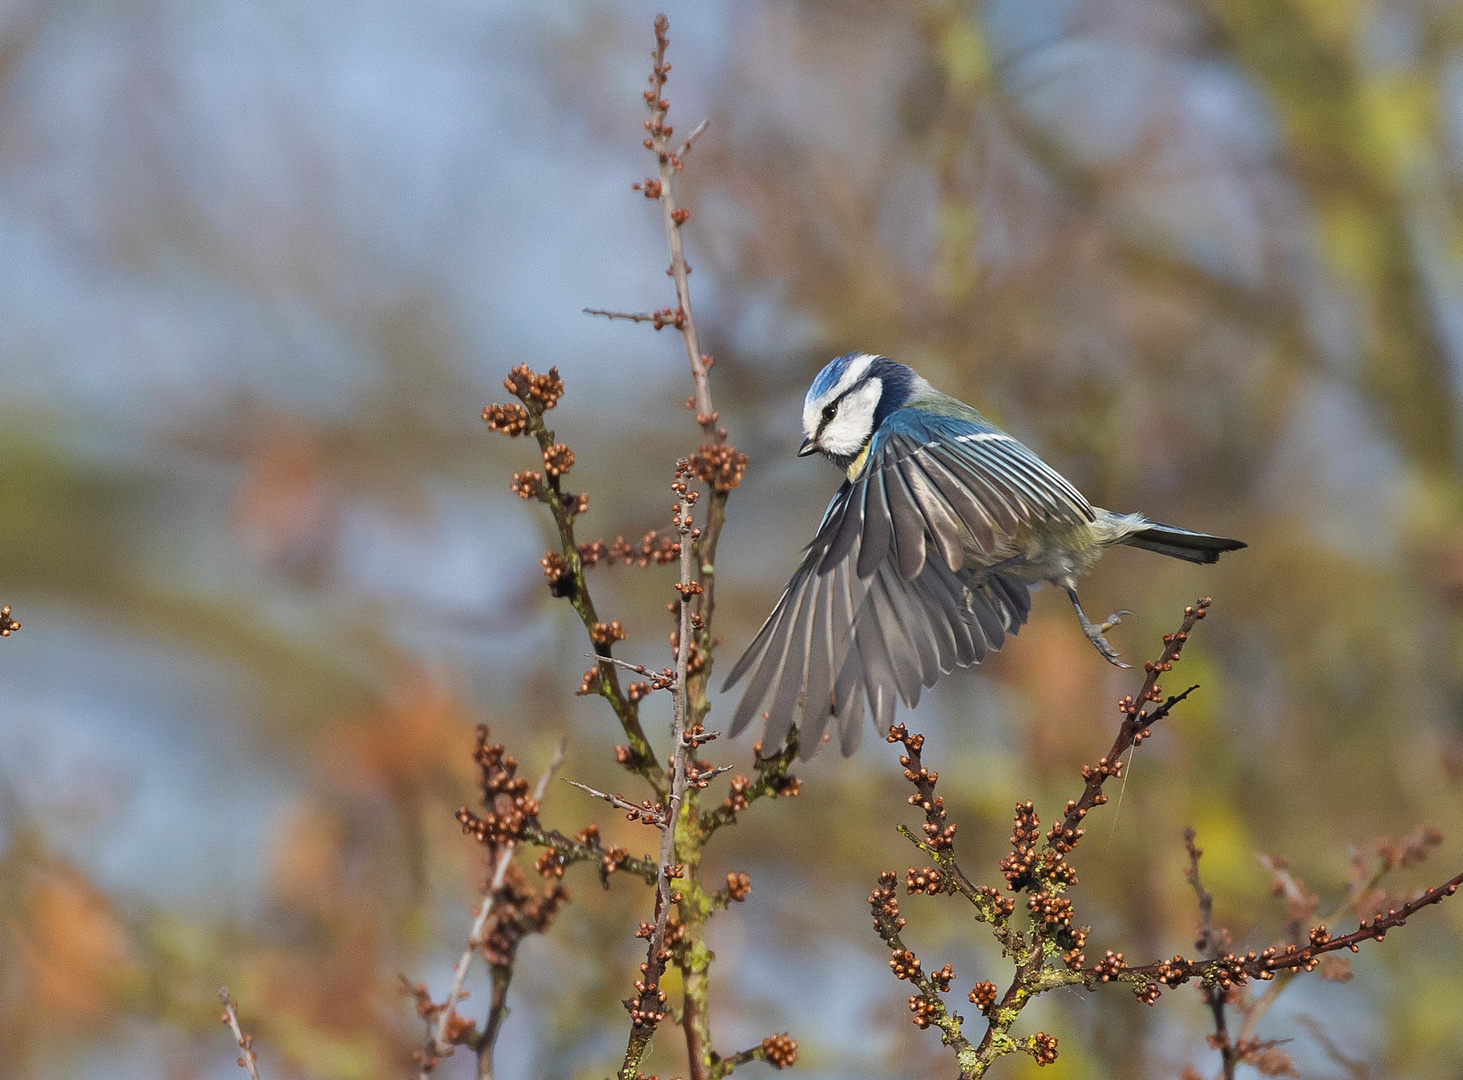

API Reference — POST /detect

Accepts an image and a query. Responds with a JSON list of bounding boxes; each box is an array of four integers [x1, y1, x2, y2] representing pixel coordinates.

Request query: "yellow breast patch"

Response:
[[846, 442, 871, 481]]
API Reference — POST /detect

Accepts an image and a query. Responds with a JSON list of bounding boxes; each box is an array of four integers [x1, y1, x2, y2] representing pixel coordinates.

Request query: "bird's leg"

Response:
[[1063, 583, 1132, 669]]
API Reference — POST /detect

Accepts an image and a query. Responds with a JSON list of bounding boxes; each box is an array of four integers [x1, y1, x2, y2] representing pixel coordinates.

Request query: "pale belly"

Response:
[[963, 510, 1147, 586]]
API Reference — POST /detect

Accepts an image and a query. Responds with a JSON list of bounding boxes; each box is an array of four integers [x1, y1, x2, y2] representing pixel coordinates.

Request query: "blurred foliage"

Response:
[[1, 1, 1463, 1078]]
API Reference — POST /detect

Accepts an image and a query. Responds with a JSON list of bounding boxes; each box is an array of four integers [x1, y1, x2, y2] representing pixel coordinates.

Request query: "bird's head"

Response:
[[800, 353, 926, 469]]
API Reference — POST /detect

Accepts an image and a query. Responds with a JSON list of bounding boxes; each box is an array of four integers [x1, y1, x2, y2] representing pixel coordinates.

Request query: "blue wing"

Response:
[[829, 409, 1094, 578], [724, 406, 1089, 757]]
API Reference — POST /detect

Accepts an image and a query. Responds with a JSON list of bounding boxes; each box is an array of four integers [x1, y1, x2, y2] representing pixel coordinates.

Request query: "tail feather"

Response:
[[1124, 522, 1246, 565]]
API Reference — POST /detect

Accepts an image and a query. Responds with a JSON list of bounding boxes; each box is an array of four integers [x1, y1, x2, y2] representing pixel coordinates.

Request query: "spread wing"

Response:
[[723, 412, 1090, 757]]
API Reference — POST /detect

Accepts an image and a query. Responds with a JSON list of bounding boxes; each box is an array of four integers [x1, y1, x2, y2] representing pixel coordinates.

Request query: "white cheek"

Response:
[[819, 380, 881, 455]]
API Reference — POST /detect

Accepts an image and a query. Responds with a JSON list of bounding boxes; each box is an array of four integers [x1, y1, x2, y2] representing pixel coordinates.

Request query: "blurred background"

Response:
[[2, 0, 1462, 1077]]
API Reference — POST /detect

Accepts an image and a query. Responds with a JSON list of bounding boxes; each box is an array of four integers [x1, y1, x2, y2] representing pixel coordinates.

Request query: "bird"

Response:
[[723, 352, 1245, 758]]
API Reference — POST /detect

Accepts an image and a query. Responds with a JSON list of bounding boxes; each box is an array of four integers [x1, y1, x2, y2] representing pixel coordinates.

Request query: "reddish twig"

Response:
[[0, 605, 18, 636], [1044, 599, 1210, 860], [218, 988, 265, 1080], [639, 17, 714, 437], [1119, 868, 1463, 986], [1217, 827, 1442, 1070], [871, 597, 1463, 1078], [419, 740, 567, 1078], [492, 367, 667, 788], [489, 18, 756, 1080], [1185, 830, 1237, 1080], [607, 18, 752, 1080]]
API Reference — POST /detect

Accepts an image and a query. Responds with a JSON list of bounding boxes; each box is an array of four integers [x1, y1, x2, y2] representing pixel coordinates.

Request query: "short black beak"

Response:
[[797, 435, 819, 457]]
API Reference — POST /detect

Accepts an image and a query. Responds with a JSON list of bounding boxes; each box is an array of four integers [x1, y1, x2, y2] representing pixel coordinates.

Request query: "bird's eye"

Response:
[[821, 403, 838, 422]]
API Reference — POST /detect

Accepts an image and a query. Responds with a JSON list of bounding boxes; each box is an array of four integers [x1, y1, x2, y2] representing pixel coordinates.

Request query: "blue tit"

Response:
[[723, 353, 1245, 757]]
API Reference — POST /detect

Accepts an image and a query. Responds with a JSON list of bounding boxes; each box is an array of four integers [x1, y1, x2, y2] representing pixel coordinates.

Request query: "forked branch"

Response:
[[870, 598, 1463, 1078]]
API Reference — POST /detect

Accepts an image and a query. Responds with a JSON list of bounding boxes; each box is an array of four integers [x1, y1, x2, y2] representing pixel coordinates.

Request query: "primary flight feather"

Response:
[[723, 353, 1245, 758]]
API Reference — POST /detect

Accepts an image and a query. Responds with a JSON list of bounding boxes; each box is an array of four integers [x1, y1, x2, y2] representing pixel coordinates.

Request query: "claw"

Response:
[[1064, 585, 1133, 668], [1085, 626, 1132, 669]]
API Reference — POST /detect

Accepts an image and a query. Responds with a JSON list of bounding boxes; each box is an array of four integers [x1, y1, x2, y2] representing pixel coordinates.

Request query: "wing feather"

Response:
[[914, 451, 997, 554], [724, 408, 1070, 756], [727, 568, 806, 737], [763, 570, 819, 748], [857, 467, 897, 578], [799, 563, 836, 742], [898, 454, 966, 571], [925, 443, 1023, 533], [909, 558, 968, 671], [821, 477, 866, 571], [984, 439, 1080, 522], [862, 568, 924, 705], [881, 455, 929, 579], [877, 561, 944, 690]]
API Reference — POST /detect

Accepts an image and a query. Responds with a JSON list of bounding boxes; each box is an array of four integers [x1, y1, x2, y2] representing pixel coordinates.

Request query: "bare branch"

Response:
[[619, 458, 699, 1078], [1044, 600, 1210, 860], [1185, 831, 1236, 1080], [218, 988, 265, 1080], [677, 118, 709, 159], [1120, 867, 1463, 984], [586, 653, 676, 686], [565, 779, 666, 824], [640, 23, 715, 438], [583, 308, 663, 323], [498, 368, 666, 789], [608, 18, 750, 1080], [420, 741, 567, 1078]]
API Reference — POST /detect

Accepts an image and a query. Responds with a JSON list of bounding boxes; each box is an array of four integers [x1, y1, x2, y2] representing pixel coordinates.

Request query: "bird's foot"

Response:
[[1081, 618, 1131, 668], [1064, 585, 1133, 668]]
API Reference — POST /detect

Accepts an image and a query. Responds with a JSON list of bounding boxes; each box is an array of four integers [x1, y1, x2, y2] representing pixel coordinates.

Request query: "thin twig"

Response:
[[647, 69, 714, 435], [1119, 867, 1463, 983], [699, 734, 800, 835], [677, 118, 710, 158], [421, 740, 567, 1078], [595, 18, 749, 1080], [868, 873, 983, 1074], [1228, 840, 1416, 1051], [504, 376, 666, 790], [586, 653, 677, 684], [1230, 977, 1290, 1054], [517, 819, 660, 885], [565, 778, 665, 822], [1044, 600, 1210, 860], [584, 308, 662, 323], [218, 988, 265, 1080], [643, 27, 742, 1069], [1184, 829, 1216, 953], [1294, 1016, 1374, 1080], [1185, 830, 1236, 1080], [707, 1043, 761, 1080]]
